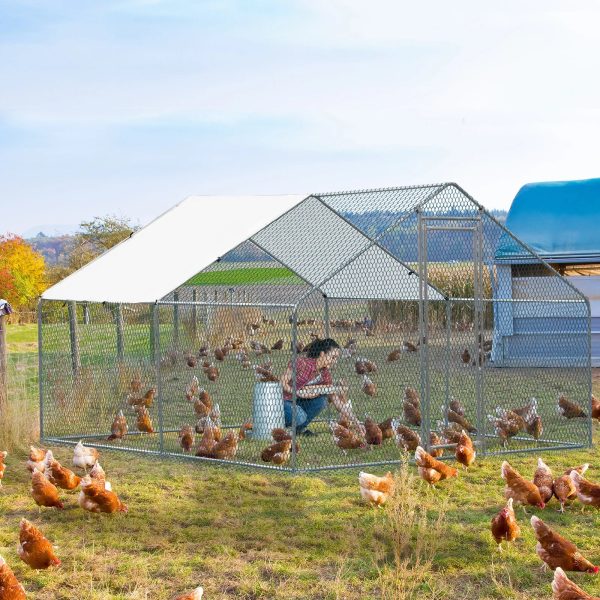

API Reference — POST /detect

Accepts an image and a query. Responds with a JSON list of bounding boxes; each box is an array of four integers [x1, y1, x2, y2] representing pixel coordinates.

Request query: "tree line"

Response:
[[0, 216, 138, 317]]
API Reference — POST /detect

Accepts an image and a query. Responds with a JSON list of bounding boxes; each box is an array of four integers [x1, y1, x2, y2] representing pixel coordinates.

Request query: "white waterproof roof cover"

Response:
[[42, 192, 444, 304], [42, 195, 306, 303]]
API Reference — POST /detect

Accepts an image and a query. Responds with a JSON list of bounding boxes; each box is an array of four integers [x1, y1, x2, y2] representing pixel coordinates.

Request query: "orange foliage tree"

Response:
[[0, 235, 46, 309]]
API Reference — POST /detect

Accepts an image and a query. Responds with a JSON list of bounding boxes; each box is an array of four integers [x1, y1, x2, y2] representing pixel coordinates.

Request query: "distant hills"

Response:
[[27, 232, 74, 266], [25, 208, 508, 266]]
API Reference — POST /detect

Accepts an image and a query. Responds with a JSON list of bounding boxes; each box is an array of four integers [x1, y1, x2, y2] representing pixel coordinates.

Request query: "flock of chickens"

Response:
[[100, 315, 598, 467], [0, 445, 203, 600], [359, 440, 600, 599]]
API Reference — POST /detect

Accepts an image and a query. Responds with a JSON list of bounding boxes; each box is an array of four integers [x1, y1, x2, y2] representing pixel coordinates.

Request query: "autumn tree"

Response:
[[0, 235, 46, 309]]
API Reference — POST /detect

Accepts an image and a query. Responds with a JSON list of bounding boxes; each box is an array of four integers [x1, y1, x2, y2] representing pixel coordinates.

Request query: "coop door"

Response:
[[417, 213, 485, 442]]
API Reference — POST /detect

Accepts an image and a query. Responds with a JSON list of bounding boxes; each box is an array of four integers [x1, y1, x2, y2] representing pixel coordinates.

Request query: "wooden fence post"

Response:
[[0, 301, 10, 415]]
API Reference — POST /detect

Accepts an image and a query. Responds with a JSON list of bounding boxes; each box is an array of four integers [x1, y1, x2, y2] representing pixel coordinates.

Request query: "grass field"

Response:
[[4, 323, 600, 599], [186, 267, 300, 286]]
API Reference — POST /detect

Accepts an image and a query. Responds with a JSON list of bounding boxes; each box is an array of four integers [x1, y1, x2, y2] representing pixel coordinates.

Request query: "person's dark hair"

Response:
[[305, 338, 340, 358]]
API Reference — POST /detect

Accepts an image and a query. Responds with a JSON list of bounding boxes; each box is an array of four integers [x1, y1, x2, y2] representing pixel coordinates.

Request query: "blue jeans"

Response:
[[284, 395, 328, 432]]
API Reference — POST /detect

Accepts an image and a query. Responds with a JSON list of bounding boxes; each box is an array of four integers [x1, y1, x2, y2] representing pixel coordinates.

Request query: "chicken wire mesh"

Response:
[[39, 184, 592, 471]]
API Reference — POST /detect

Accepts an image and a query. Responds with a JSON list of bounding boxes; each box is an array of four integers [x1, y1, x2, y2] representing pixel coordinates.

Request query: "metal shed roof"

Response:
[[41, 191, 445, 304], [42, 195, 306, 304], [496, 178, 600, 263]]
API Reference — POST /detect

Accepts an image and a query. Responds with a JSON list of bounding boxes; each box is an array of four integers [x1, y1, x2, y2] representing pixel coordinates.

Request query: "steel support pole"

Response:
[[68, 301, 81, 374], [173, 291, 180, 349], [323, 295, 330, 338], [153, 304, 164, 454], [444, 299, 451, 427], [37, 300, 44, 441], [417, 211, 430, 450], [191, 288, 198, 341], [115, 303, 125, 361], [474, 212, 485, 456], [290, 309, 298, 473]]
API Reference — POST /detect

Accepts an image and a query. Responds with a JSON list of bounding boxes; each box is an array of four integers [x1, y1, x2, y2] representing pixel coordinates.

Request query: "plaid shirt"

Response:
[[283, 356, 332, 400]]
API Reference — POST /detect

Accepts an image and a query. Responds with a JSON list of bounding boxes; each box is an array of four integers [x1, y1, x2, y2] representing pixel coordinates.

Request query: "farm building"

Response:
[[494, 178, 600, 367], [39, 184, 592, 472]]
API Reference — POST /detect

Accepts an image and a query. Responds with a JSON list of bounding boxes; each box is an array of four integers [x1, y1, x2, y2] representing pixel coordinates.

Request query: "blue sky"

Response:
[[2, 0, 600, 235]]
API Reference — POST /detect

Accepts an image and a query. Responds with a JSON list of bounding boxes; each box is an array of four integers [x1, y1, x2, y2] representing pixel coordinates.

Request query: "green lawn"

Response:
[[186, 267, 300, 286], [2, 436, 600, 598], [3, 322, 600, 599]]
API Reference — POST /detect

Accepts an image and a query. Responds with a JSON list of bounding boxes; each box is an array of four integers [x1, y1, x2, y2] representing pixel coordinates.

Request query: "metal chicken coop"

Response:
[[38, 185, 592, 472]]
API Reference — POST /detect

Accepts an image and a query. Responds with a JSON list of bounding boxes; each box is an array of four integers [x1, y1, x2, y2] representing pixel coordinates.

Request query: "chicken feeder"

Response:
[[251, 382, 285, 440]]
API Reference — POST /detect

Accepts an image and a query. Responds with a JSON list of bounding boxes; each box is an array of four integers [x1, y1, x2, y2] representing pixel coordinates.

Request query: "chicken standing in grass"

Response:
[[552, 567, 600, 600], [185, 376, 200, 402], [533, 458, 555, 505], [592, 394, 600, 422], [261, 439, 292, 465], [136, 406, 155, 433], [203, 363, 219, 382], [415, 446, 458, 485], [378, 417, 395, 441], [552, 465, 588, 512], [26, 446, 47, 473], [174, 586, 204, 600], [364, 417, 383, 446], [330, 421, 367, 451], [501, 461, 545, 511], [447, 408, 476, 433], [449, 398, 465, 416], [570, 470, 600, 509], [107, 410, 128, 441], [429, 432, 444, 458], [89, 462, 106, 486], [439, 422, 463, 444], [18, 519, 60, 569], [531, 516, 598, 573], [362, 375, 376, 397], [455, 430, 475, 469], [195, 425, 217, 458], [558, 395, 587, 419], [73, 441, 99, 471], [489, 409, 525, 446], [0, 554, 26, 598], [30, 471, 63, 510], [211, 431, 239, 460], [405, 387, 420, 406], [127, 387, 155, 409], [44, 451, 81, 490], [78, 476, 128, 513], [491, 498, 520, 551], [358, 471, 394, 507], [392, 420, 421, 452], [403, 395, 421, 427], [178, 426, 195, 452], [387, 349, 402, 362]]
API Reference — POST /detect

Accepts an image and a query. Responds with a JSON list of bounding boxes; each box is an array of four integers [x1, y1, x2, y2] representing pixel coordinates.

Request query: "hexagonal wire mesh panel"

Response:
[[39, 184, 592, 471]]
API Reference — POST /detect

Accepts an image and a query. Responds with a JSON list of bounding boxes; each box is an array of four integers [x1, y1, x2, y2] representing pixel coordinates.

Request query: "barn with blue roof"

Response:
[[493, 178, 600, 366]]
